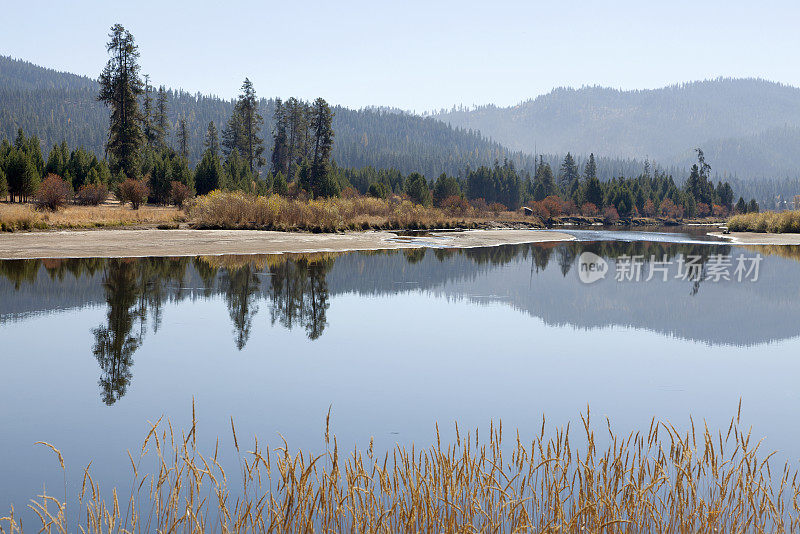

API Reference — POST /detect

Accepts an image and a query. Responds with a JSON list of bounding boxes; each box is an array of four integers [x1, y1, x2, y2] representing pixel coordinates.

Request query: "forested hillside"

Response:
[[0, 56, 520, 178], [0, 56, 653, 181], [434, 79, 800, 179]]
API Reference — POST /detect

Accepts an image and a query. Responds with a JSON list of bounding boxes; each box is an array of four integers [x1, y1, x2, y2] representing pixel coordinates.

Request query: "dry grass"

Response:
[[0, 202, 185, 231], [3, 405, 799, 533], [188, 191, 535, 231], [728, 210, 800, 233]]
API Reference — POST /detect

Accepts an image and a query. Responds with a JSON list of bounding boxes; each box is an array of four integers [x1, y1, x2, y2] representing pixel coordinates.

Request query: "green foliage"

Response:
[[466, 161, 522, 209], [404, 172, 432, 206], [195, 150, 224, 195], [532, 158, 556, 201], [0, 167, 8, 198], [273, 171, 288, 196], [433, 173, 461, 206], [98, 24, 144, 177], [367, 181, 391, 199]]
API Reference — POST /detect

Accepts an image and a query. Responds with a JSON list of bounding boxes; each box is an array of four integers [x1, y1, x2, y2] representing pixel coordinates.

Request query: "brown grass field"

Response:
[[728, 210, 800, 234], [2, 405, 798, 533], [0, 202, 185, 232]]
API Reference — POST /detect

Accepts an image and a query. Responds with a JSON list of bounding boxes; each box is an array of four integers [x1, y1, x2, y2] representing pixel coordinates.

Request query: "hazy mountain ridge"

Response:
[[435, 79, 800, 179], [0, 56, 535, 178]]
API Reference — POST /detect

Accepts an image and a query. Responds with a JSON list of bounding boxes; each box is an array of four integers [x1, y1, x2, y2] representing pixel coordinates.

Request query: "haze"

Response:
[[1, 0, 798, 111]]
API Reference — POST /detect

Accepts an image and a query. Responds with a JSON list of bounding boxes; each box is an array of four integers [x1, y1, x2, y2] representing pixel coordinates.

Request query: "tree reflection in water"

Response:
[[0, 239, 796, 404]]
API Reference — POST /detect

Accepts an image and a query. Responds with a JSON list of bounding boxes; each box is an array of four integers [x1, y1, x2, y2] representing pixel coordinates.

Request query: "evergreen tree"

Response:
[[532, 156, 556, 201], [142, 75, 158, 148], [583, 175, 604, 208], [735, 197, 747, 214], [433, 173, 461, 205], [194, 150, 223, 195], [155, 86, 169, 148], [204, 121, 220, 157], [558, 152, 579, 189], [583, 153, 597, 181], [148, 153, 172, 204], [747, 199, 760, 213], [221, 106, 243, 159], [236, 78, 265, 172], [404, 172, 432, 206], [309, 97, 335, 197], [177, 115, 189, 159], [271, 98, 289, 175], [98, 24, 144, 177], [0, 167, 7, 200]]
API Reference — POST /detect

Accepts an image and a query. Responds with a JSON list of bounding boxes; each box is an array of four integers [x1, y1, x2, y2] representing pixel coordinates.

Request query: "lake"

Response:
[[2, 230, 800, 520]]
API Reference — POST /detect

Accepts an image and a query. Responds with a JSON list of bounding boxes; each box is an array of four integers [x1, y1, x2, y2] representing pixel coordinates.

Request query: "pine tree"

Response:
[[236, 78, 265, 172], [309, 97, 335, 197], [558, 152, 579, 189], [271, 98, 289, 175], [204, 122, 220, 157], [583, 153, 597, 181], [98, 24, 144, 177], [177, 115, 189, 159], [142, 75, 158, 148], [155, 86, 169, 148], [195, 150, 223, 195], [221, 107, 243, 159]]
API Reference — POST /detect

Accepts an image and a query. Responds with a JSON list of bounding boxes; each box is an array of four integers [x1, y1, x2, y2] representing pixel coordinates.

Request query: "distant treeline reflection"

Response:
[[1, 240, 797, 405]]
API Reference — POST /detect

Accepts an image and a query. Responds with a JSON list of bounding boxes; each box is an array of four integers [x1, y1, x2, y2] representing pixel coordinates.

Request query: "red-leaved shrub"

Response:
[[75, 183, 109, 206], [35, 174, 72, 211], [170, 181, 193, 208], [118, 179, 150, 210]]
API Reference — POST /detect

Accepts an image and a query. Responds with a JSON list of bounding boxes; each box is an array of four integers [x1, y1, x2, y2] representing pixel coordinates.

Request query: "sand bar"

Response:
[[708, 232, 800, 245], [0, 229, 575, 260]]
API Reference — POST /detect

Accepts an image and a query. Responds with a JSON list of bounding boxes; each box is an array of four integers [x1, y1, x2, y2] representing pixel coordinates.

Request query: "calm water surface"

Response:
[[2, 231, 800, 517]]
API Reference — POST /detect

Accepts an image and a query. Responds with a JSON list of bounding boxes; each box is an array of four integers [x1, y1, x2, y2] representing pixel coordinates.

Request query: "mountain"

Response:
[[434, 79, 800, 179], [0, 55, 533, 178]]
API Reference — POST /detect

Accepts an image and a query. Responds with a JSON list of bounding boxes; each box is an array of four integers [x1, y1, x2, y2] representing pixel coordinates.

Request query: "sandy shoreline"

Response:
[[0, 228, 575, 260], [708, 232, 800, 245]]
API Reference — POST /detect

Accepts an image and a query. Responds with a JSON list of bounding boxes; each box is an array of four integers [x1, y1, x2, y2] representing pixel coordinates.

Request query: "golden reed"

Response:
[[3, 401, 799, 533]]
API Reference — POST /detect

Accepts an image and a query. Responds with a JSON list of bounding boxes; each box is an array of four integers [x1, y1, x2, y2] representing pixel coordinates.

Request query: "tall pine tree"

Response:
[[98, 24, 144, 177]]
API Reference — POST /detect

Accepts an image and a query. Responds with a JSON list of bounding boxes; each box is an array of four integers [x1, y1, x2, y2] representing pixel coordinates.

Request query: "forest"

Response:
[[0, 25, 757, 224]]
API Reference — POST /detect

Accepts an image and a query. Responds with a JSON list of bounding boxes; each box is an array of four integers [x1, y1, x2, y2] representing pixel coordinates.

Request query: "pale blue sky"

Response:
[[1, 0, 798, 111]]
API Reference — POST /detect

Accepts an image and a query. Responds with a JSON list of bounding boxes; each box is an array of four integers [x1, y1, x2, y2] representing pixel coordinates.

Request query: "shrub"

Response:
[[118, 178, 150, 210], [728, 210, 800, 233], [642, 199, 656, 217], [659, 198, 683, 219], [440, 195, 470, 215], [541, 196, 563, 218], [696, 202, 711, 218], [712, 204, 727, 217], [170, 181, 193, 208], [561, 199, 578, 215], [488, 202, 506, 214], [581, 202, 599, 216], [35, 174, 72, 211], [367, 182, 391, 199], [603, 206, 620, 223], [75, 183, 109, 206], [470, 198, 489, 212]]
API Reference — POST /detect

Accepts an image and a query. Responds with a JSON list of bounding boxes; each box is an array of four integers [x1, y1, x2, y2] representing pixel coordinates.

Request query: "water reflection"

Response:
[[2, 241, 800, 404]]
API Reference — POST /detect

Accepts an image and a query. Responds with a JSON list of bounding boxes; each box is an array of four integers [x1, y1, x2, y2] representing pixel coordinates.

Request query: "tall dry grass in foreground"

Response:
[[728, 210, 800, 233], [0, 202, 185, 231], [3, 405, 800, 533], [188, 191, 524, 231]]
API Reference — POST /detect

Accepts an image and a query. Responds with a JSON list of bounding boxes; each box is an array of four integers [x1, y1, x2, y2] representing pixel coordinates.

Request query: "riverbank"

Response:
[[0, 228, 575, 259], [709, 231, 800, 245]]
